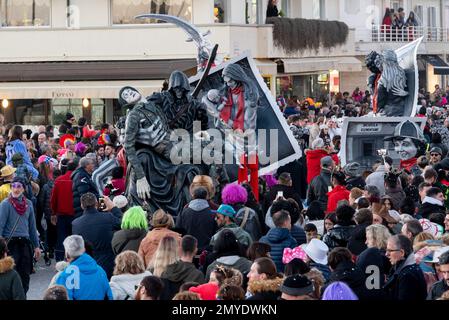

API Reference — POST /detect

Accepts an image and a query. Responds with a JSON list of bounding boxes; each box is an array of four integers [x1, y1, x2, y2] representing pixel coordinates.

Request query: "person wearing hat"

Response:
[[209, 204, 253, 249], [307, 156, 335, 212], [63, 112, 76, 129], [303, 238, 331, 281], [326, 171, 350, 214], [429, 147, 443, 165], [280, 274, 315, 300], [0, 176, 41, 295], [427, 249, 449, 300], [344, 162, 365, 191], [305, 137, 328, 184], [138, 209, 181, 269], [0, 165, 16, 203], [384, 120, 426, 176]]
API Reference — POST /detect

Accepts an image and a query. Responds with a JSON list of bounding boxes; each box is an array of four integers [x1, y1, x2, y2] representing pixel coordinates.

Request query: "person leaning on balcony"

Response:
[[266, 0, 279, 19]]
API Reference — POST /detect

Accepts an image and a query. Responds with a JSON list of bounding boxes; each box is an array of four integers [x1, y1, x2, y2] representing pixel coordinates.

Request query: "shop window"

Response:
[[276, 74, 329, 102], [90, 99, 105, 126], [11, 99, 47, 125], [214, 0, 226, 23], [51, 99, 105, 126], [0, 0, 51, 27], [111, 0, 192, 25]]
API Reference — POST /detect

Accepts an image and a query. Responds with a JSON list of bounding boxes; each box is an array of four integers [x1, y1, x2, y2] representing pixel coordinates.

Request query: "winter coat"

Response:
[[72, 207, 122, 279], [327, 185, 350, 213], [385, 186, 406, 210], [322, 224, 355, 251], [234, 205, 263, 242], [56, 253, 113, 300], [383, 254, 427, 300], [365, 165, 387, 196], [356, 247, 391, 293], [138, 228, 182, 268], [347, 223, 370, 256], [176, 199, 217, 251], [5, 139, 39, 180], [0, 256, 25, 300], [325, 260, 380, 300], [37, 180, 54, 220], [103, 178, 126, 197], [71, 167, 99, 218], [111, 228, 147, 255], [109, 271, 152, 300], [206, 255, 252, 281], [259, 228, 297, 272], [417, 197, 446, 219], [427, 279, 449, 300], [290, 225, 307, 246], [307, 169, 332, 212], [346, 176, 366, 191], [210, 223, 253, 249], [306, 149, 329, 184], [50, 170, 75, 216], [246, 277, 283, 301]]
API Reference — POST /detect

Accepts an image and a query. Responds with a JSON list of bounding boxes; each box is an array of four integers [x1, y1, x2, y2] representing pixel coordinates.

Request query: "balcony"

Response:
[[355, 25, 449, 55]]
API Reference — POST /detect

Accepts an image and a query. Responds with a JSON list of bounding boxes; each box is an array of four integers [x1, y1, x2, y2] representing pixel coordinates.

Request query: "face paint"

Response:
[[394, 137, 418, 160], [122, 88, 141, 105]]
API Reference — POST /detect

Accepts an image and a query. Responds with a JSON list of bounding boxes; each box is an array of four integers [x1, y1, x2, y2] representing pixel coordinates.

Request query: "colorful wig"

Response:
[[121, 206, 148, 230], [75, 142, 87, 156], [221, 183, 248, 205]]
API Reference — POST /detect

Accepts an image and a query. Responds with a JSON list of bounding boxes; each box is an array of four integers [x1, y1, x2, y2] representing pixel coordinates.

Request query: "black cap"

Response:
[[280, 275, 314, 296], [66, 112, 75, 120]]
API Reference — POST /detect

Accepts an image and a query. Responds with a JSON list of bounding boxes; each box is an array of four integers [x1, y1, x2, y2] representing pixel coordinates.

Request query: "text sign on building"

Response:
[[356, 123, 382, 133], [52, 91, 75, 99]]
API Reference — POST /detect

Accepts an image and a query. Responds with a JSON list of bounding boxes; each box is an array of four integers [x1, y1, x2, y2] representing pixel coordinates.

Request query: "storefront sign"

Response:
[[52, 91, 75, 99], [356, 123, 382, 133]]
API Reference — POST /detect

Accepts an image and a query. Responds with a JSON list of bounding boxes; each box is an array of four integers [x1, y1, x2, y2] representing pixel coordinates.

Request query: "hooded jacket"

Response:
[[56, 253, 113, 300], [306, 149, 329, 184], [322, 223, 355, 251], [246, 277, 283, 300], [327, 185, 350, 213], [111, 228, 147, 255], [109, 271, 152, 300], [0, 256, 25, 300], [5, 139, 39, 180], [160, 260, 206, 300], [259, 228, 297, 272], [176, 199, 217, 251], [383, 253, 427, 300], [417, 196, 446, 219]]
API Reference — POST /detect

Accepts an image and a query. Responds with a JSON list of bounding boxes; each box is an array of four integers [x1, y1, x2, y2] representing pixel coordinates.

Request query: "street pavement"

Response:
[[27, 259, 56, 300]]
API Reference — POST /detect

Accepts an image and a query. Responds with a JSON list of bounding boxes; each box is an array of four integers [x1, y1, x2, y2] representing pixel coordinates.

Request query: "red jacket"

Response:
[[327, 185, 350, 213], [306, 149, 329, 184], [50, 171, 75, 216]]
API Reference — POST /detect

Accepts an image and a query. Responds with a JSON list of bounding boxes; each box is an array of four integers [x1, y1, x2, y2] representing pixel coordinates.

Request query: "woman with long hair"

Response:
[[149, 235, 179, 277]]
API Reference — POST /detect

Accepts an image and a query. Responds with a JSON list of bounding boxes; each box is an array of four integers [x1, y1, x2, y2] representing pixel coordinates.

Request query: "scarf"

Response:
[[220, 86, 245, 130], [400, 157, 417, 173], [8, 195, 28, 216]]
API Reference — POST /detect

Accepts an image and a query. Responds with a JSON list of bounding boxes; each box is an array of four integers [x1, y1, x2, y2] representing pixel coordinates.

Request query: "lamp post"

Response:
[[1, 99, 9, 109]]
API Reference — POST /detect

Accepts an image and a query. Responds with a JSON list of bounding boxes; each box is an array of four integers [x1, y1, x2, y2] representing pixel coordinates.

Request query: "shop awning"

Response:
[[254, 59, 277, 75], [0, 59, 197, 82], [282, 56, 362, 73], [420, 55, 449, 75], [0, 80, 164, 99]]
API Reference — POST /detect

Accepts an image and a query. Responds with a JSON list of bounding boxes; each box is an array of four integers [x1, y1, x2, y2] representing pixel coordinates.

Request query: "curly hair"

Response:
[[113, 251, 146, 276], [221, 183, 248, 205]]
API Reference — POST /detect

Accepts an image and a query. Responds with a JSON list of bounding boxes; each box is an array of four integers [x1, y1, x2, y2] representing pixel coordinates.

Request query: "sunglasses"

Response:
[[11, 182, 23, 189]]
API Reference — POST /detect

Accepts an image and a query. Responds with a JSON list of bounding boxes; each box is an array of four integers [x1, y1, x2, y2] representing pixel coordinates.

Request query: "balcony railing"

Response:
[[356, 25, 449, 43]]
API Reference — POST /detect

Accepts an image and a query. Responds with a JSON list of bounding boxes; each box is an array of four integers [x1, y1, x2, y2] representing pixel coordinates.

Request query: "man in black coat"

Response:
[[72, 193, 122, 279], [266, 172, 303, 211], [176, 187, 217, 252], [307, 156, 334, 212], [417, 187, 446, 219], [383, 235, 427, 300], [72, 157, 99, 218], [427, 250, 449, 300]]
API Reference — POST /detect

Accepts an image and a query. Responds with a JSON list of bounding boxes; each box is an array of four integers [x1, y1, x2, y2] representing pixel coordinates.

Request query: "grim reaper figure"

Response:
[[366, 50, 409, 116], [121, 86, 201, 215]]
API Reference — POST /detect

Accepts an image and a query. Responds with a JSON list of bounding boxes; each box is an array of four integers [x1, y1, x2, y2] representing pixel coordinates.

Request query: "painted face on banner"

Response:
[[223, 75, 238, 90], [121, 88, 141, 105], [394, 137, 418, 160]]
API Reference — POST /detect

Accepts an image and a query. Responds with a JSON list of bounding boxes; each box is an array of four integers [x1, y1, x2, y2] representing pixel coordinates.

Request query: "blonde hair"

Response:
[[413, 232, 435, 252], [173, 292, 201, 300], [150, 236, 179, 277], [113, 251, 145, 276], [366, 224, 391, 250], [151, 209, 174, 228]]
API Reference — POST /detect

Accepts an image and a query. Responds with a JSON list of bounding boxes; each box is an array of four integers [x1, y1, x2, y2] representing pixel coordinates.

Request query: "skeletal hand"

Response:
[[136, 177, 151, 200]]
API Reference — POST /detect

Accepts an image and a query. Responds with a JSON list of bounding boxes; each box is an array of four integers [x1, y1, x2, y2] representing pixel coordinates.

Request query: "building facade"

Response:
[[0, 0, 447, 126]]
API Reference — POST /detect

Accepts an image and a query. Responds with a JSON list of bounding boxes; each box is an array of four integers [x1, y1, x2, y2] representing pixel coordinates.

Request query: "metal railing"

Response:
[[356, 25, 449, 42]]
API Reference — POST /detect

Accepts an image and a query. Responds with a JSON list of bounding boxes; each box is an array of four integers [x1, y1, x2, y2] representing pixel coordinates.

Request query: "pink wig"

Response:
[[263, 174, 278, 188], [75, 142, 87, 155], [222, 183, 248, 205]]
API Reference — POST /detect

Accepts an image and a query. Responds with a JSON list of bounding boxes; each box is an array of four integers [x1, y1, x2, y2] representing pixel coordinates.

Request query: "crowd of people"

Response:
[[0, 82, 449, 301], [380, 7, 421, 41]]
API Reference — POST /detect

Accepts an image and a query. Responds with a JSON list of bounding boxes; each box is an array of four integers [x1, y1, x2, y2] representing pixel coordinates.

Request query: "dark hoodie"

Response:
[[111, 228, 147, 255], [0, 256, 25, 300], [160, 260, 206, 300]]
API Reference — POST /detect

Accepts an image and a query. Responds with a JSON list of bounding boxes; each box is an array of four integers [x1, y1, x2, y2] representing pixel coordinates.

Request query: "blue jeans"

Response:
[[55, 215, 74, 261]]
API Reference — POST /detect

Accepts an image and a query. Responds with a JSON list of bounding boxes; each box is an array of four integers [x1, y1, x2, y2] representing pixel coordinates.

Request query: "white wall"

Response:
[[70, 0, 110, 27]]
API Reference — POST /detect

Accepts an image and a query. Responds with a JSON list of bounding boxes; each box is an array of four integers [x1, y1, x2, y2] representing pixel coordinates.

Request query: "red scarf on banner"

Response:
[[220, 86, 245, 130], [400, 157, 417, 173]]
